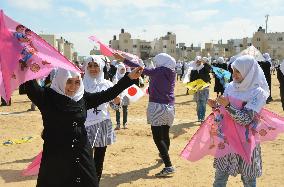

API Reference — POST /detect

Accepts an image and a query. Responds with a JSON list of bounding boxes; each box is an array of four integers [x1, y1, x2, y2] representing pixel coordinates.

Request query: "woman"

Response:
[[213, 57, 227, 97], [114, 52, 176, 177], [190, 56, 211, 122], [24, 66, 142, 187], [113, 63, 130, 130], [83, 56, 120, 183], [276, 60, 284, 110]]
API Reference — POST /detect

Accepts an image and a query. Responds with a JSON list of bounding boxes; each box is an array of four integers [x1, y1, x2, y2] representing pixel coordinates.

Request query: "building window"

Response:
[[124, 49, 128, 52], [248, 43, 252, 46], [278, 37, 283, 41], [163, 45, 167, 48], [133, 45, 137, 48], [257, 47, 260, 50], [239, 44, 243, 47], [257, 38, 261, 41]]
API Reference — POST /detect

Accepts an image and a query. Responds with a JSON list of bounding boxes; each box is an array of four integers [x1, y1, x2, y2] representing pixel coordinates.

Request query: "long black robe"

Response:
[[276, 67, 284, 110], [25, 75, 134, 187]]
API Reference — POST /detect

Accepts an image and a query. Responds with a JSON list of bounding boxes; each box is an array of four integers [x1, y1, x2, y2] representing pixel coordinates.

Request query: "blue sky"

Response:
[[1, 0, 284, 56]]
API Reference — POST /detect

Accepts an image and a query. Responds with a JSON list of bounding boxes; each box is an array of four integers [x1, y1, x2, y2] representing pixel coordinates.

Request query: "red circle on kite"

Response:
[[128, 87, 137, 96]]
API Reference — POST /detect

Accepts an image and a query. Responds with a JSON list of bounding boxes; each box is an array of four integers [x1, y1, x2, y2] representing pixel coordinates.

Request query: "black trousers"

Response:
[[151, 125, 172, 167], [280, 84, 284, 111], [93, 146, 107, 182]]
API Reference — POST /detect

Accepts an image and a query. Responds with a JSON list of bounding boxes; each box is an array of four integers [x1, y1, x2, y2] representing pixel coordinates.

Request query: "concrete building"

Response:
[[39, 34, 57, 48], [109, 29, 173, 60], [252, 26, 284, 60], [150, 32, 176, 59], [176, 43, 201, 61], [39, 34, 77, 62]]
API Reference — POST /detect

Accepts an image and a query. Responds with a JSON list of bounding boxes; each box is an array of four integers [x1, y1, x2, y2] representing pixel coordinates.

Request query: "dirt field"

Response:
[[1, 75, 284, 187]]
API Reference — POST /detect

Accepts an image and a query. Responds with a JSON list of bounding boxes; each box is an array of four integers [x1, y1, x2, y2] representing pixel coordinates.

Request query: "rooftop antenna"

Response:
[[265, 14, 269, 33]]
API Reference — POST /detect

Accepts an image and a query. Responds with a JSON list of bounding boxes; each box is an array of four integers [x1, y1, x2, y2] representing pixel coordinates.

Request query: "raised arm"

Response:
[[85, 67, 143, 110], [84, 75, 133, 110], [113, 53, 157, 76], [24, 80, 46, 109], [123, 59, 157, 76]]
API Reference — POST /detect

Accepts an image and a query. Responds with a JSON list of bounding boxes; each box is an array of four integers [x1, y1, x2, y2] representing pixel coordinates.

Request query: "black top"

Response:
[[190, 64, 211, 83], [25, 75, 134, 187]]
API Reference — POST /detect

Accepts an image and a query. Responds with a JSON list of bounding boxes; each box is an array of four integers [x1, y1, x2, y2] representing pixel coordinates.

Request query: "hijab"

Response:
[[193, 56, 204, 72], [263, 53, 272, 65], [83, 56, 106, 93], [50, 68, 84, 102], [113, 63, 126, 83], [153, 53, 176, 71], [228, 55, 269, 112], [217, 57, 225, 64]]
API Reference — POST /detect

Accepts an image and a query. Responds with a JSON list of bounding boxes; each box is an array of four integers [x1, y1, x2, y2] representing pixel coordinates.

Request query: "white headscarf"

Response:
[[50, 68, 84, 102], [153, 53, 176, 71], [280, 60, 284, 75], [228, 56, 236, 65], [113, 63, 126, 83], [263, 53, 272, 64], [83, 56, 106, 93], [202, 57, 210, 64], [217, 57, 225, 64], [231, 55, 269, 96], [193, 56, 204, 72]]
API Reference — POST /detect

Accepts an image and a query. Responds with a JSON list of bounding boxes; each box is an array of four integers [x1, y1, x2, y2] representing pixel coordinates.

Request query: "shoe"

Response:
[[114, 125, 120, 130], [123, 123, 128, 129], [155, 166, 175, 177]]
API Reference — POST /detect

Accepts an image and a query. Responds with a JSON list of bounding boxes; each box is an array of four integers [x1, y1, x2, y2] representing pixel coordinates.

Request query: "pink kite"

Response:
[[0, 10, 80, 102], [181, 97, 284, 164], [22, 151, 42, 176], [89, 35, 141, 65]]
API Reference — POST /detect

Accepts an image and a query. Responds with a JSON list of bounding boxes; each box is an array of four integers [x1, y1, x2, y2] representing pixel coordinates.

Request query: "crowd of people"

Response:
[[1, 50, 284, 187]]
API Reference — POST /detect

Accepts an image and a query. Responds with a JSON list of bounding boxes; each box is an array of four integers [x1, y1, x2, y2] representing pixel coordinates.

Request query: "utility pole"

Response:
[[265, 14, 269, 33]]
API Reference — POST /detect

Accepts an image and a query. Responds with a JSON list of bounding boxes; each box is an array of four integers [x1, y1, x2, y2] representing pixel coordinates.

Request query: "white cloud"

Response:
[[59, 7, 86, 18], [78, 0, 180, 10], [267, 16, 284, 32], [186, 9, 219, 21], [59, 17, 259, 57], [7, 0, 52, 10]]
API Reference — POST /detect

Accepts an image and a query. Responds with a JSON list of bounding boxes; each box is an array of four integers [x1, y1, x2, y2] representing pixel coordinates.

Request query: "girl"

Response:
[[210, 55, 269, 187], [113, 63, 130, 130], [182, 55, 284, 187], [114, 52, 176, 177], [190, 56, 211, 122], [24, 66, 142, 187], [83, 56, 120, 182]]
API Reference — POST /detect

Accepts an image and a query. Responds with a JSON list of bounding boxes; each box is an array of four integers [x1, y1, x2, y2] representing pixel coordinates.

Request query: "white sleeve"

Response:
[[244, 88, 267, 113]]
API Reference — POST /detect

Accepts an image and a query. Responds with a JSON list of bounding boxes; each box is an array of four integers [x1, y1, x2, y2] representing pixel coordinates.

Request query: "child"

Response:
[[114, 52, 176, 177], [113, 63, 130, 130], [182, 55, 284, 187], [24, 66, 142, 187], [190, 56, 211, 122], [83, 56, 120, 182]]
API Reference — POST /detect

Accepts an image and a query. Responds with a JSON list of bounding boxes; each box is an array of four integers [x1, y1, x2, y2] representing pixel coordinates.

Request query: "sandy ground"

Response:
[[1, 74, 284, 187]]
